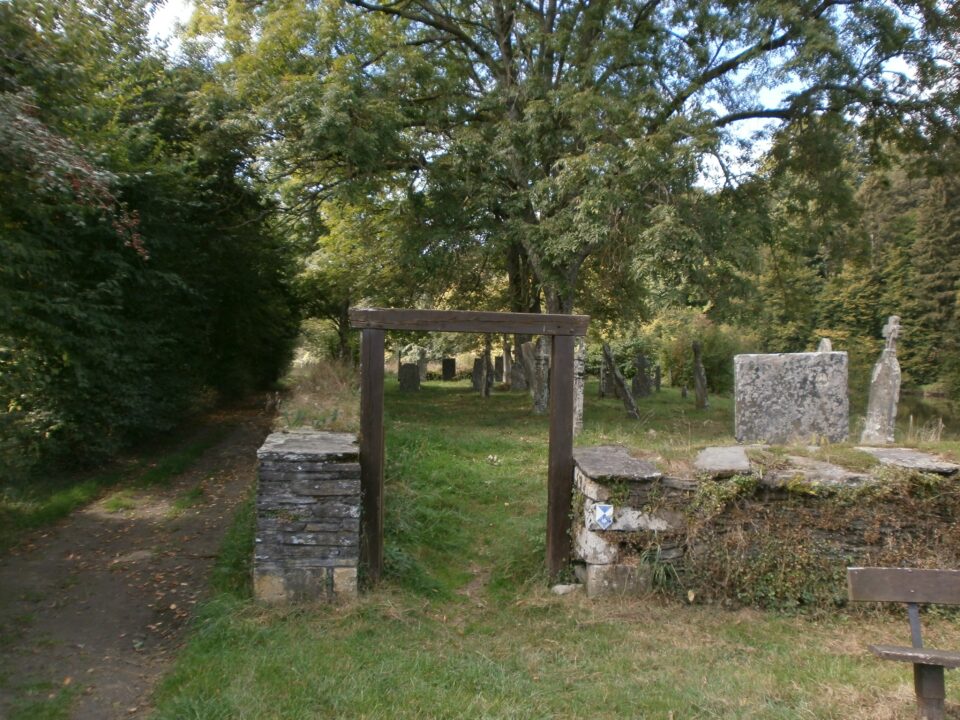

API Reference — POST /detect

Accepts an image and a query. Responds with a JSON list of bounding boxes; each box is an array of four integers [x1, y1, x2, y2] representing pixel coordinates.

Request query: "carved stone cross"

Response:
[[883, 315, 901, 352]]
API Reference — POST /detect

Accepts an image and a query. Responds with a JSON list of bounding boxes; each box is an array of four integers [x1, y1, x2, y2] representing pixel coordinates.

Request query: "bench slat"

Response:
[[848, 567, 960, 605], [869, 645, 960, 668]]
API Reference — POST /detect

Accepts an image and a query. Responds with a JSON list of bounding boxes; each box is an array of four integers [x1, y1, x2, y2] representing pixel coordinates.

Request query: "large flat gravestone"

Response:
[[734, 352, 849, 444], [441, 357, 456, 381], [255, 431, 360, 603]]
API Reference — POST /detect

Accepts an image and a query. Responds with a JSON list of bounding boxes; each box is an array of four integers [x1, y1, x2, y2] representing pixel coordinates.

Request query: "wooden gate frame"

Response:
[[349, 308, 589, 582]]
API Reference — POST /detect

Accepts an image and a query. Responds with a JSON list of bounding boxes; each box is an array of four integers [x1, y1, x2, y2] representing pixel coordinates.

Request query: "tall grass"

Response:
[[274, 350, 360, 433]]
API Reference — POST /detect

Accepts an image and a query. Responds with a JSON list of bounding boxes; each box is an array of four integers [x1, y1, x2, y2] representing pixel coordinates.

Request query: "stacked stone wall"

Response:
[[255, 431, 360, 603]]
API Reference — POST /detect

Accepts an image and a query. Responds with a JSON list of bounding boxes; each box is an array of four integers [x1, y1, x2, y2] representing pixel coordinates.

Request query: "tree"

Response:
[[203, 0, 959, 316]]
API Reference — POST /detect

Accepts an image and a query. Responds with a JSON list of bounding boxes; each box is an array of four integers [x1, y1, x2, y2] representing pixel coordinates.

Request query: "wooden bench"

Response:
[[847, 567, 960, 720]]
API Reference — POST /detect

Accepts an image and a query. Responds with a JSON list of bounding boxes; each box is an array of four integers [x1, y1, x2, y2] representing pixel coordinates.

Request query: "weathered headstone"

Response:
[[573, 337, 586, 435], [817, 338, 833, 352], [681, 385, 688, 399], [602, 343, 640, 419], [255, 431, 360, 603], [860, 316, 902, 445], [654, 365, 661, 392], [520, 341, 536, 394], [398, 363, 420, 392], [503, 341, 513, 388], [471, 357, 483, 391], [510, 356, 528, 390], [734, 352, 849, 444], [441, 357, 456, 381], [632, 354, 652, 398], [533, 336, 550, 414], [692, 341, 708, 410], [494, 354, 504, 383]]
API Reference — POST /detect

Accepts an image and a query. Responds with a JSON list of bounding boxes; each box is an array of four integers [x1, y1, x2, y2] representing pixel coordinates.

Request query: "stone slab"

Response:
[[734, 352, 849, 444], [694, 446, 752, 478], [854, 447, 960, 475], [257, 431, 359, 462], [761, 455, 869, 489], [573, 446, 662, 484], [575, 563, 651, 598], [574, 524, 618, 565]]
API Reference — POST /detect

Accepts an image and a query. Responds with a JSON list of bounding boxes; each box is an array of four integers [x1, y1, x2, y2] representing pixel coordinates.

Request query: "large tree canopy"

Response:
[[204, 0, 959, 313]]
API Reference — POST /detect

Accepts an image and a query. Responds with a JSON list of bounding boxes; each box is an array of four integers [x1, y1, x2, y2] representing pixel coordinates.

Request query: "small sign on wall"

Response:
[[594, 503, 614, 530]]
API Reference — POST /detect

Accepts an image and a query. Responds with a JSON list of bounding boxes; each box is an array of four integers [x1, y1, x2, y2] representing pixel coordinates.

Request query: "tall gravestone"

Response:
[[398, 363, 420, 392], [533, 336, 550, 414], [654, 365, 661, 392], [734, 352, 849, 444], [503, 342, 513, 388], [573, 337, 586, 435], [632, 354, 652, 398], [510, 356, 528, 390], [692, 341, 709, 410], [860, 316, 902, 445], [471, 357, 483, 391], [520, 341, 536, 396], [494, 355, 504, 383], [441, 357, 456, 381]]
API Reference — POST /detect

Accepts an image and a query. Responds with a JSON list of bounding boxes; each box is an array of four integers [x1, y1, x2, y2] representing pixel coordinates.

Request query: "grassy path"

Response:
[[149, 382, 960, 719]]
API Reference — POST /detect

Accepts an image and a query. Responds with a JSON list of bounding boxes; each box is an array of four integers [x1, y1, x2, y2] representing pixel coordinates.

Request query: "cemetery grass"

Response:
[[151, 379, 960, 719]]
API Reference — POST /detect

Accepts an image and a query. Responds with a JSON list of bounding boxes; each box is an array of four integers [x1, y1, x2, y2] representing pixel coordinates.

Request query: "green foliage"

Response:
[[0, 0, 298, 475]]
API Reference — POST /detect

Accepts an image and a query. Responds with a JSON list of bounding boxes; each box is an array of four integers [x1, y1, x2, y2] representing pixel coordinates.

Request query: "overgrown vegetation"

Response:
[[0, 1, 298, 478]]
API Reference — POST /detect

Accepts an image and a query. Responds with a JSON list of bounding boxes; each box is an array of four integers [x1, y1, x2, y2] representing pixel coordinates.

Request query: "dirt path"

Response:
[[0, 404, 271, 720]]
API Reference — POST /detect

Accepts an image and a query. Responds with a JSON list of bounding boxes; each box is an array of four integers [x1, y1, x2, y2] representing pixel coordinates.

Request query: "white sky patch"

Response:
[[148, 0, 194, 53]]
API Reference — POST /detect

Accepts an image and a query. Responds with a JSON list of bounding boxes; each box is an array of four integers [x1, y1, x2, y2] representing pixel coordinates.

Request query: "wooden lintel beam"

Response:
[[349, 308, 589, 336]]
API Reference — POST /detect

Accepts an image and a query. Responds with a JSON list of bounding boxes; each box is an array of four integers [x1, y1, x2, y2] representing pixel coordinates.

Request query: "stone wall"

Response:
[[572, 444, 960, 606], [255, 431, 360, 603]]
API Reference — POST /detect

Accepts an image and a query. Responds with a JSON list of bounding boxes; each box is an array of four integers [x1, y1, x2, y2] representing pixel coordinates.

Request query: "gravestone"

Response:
[[494, 354, 504, 383], [441, 357, 456, 381], [503, 342, 513, 388], [398, 363, 420, 392], [255, 431, 360, 603], [510, 356, 528, 390], [573, 337, 586, 435], [401, 344, 428, 381], [654, 365, 661, 392], [692, 341, 708, 410], [860, 316, 902, 445], [734, 352, 849, 444], [602, 343, 640, 419], [533, 336, 550, 414], [632, 354, 652, 398], [471, 357, 483, 391], [818, 338, 833, 352], [520, 341, 536, 394]]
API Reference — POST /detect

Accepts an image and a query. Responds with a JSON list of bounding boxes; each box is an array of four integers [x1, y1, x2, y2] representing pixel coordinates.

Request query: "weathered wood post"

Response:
[[359, 328, 385, 583], [547, 334, 575, 579]]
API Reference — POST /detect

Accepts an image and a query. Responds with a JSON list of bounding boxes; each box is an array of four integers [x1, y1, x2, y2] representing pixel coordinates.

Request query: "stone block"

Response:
[[734, 352, 849, 444], [398, 363, 420, 391], [442, 357, 456, 381], [575, 563, 651, 598], [574, 524, 619, 565], [333, 567, 358, 599], [694, 446, 752, 478]]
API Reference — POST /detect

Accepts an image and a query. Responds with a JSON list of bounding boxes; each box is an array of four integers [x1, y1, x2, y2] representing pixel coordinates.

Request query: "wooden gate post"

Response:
[[359, 328, 385, 583], [547, 334, 575, 579]]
